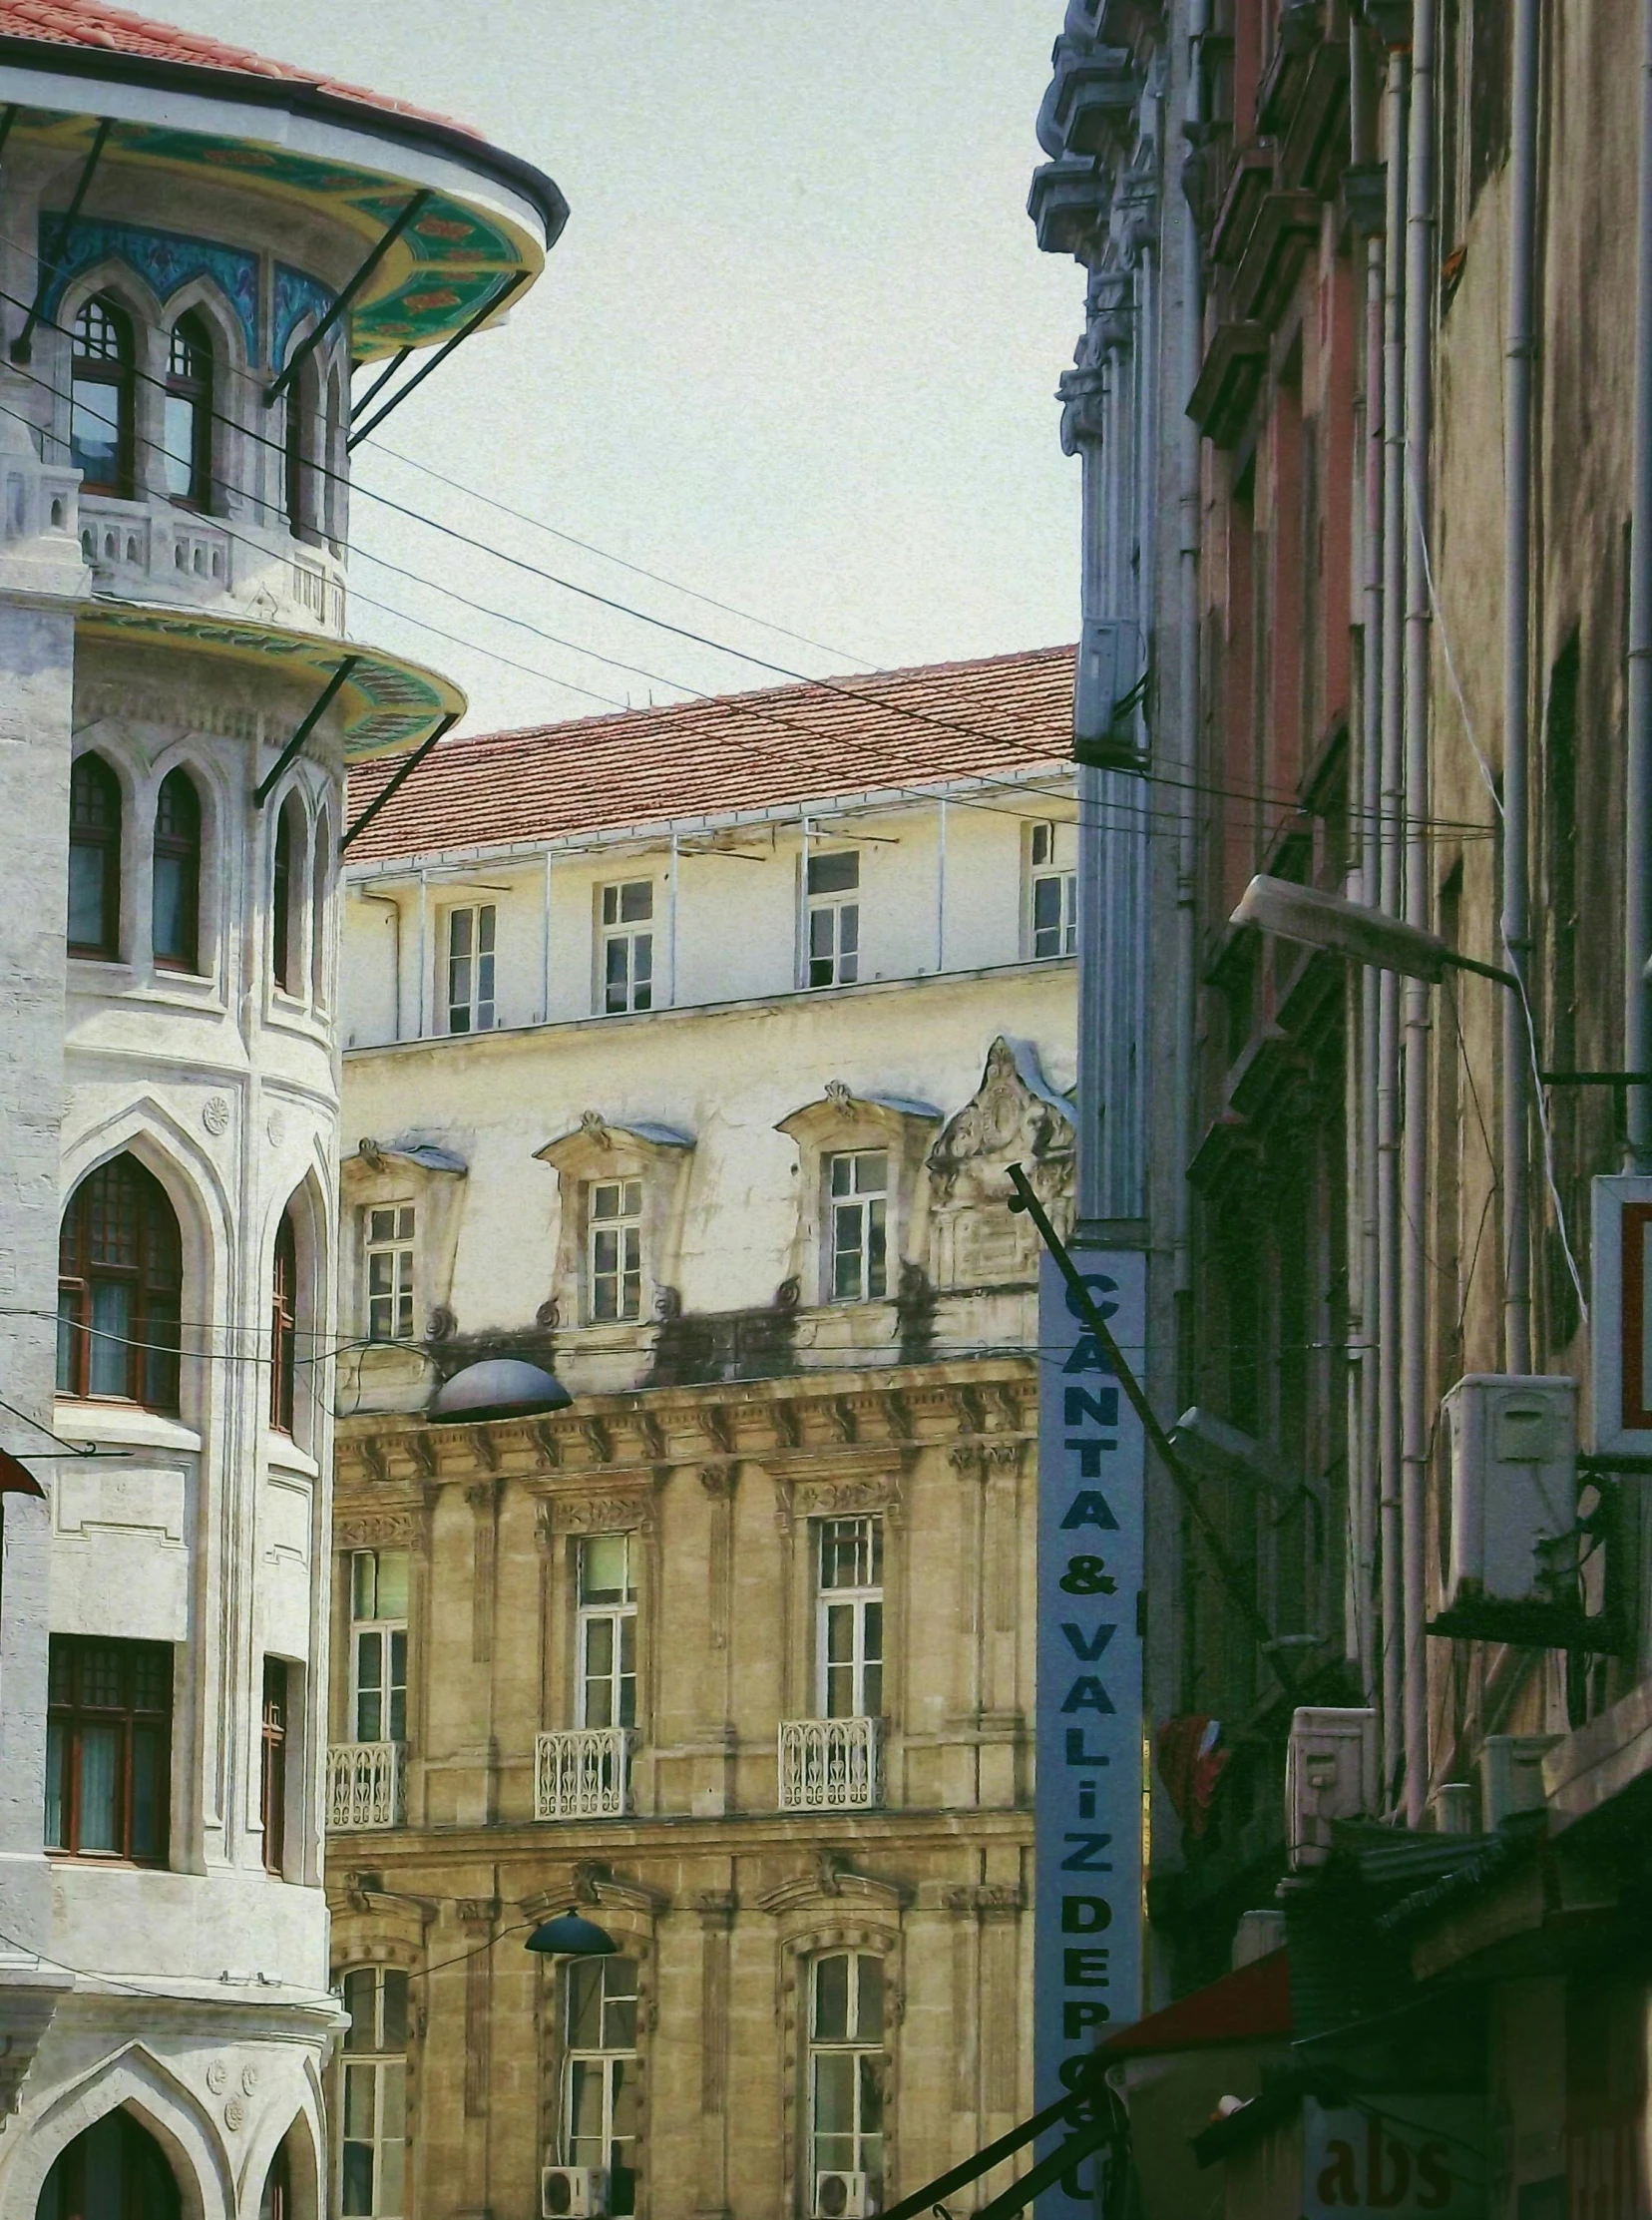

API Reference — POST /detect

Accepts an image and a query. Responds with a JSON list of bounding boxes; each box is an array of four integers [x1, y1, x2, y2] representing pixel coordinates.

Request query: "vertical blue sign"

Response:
[[1034, 1244, 1146, 2201]]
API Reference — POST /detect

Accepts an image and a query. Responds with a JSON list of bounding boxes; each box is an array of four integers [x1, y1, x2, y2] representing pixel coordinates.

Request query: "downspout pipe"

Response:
[[1175, 0, 1208, 1332], [1401, 0, 1438, 1829], [1628, 0, 1652, 1166], [1378, 40, 1409, 1807], [1352, 16, 1384, 1710], [1501, 0, 1539, 1370]]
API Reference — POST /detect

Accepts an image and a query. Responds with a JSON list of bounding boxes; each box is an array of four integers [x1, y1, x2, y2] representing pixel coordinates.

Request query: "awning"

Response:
[[1101, 1948, 1292, 2059]]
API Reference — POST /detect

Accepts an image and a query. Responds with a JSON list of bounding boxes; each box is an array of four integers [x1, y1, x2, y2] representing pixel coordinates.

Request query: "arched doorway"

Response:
[[258, 2137, 291, 2220], [36, 2109, 182, 2219]]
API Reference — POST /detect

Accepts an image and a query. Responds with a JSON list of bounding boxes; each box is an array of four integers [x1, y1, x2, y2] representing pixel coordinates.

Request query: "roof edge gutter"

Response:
[[0, 35, 569, 245]]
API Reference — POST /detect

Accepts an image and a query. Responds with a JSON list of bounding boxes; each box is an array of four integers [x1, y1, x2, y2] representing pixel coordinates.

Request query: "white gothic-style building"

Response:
[[0, 7, 561, 2214]]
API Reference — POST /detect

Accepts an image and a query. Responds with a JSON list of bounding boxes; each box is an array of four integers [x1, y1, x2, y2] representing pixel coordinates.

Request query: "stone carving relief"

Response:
[[336, 1510, 420, 1552], [926, 1037, 1075, 1288], [538, 1490, 655, 1538], [791, 1476, 901, 1521]]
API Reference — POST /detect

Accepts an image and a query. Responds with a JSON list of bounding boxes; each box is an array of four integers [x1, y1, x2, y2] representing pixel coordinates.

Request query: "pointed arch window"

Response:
[[272, 798, 302, 991], [57, 1154, 183, 1410], [164, 311, 213, 508], [70, 295, 134, 498], [68, 751, 122, 960], [270, 1208, 298, 1434], [152, 767, 202, 972], [284, 354, 318, 541]]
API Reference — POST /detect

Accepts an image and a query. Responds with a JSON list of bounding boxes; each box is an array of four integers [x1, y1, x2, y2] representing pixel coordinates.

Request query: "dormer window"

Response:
[[828, 1150, 888, 1302], [71, 296, 134, 499], [805, 851, 859, 988], [1029, 820, 1077, 959], [589, 1179, 643, 1323], [163, 314, 212, 510], [600, 882, 653, 1015]]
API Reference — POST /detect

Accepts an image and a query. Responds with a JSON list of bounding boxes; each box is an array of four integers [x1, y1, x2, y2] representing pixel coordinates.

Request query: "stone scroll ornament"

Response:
[[925, 1037, 1076, 1287]]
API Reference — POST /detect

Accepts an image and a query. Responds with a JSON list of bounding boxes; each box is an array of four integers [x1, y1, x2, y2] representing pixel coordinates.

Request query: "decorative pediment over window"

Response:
[[534, 1112, 694, 1330], [775, 1084, 941, 1308], [926, 1037, 1075, 1287]]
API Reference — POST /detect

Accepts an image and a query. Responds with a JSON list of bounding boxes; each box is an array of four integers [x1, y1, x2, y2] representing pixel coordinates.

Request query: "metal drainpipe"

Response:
[[1378, 40, 1409, 1804], [1628, 0, 1652, 1167], [1501, 0, 1539, 1372], [1175, 0, 1208, 1330], [1352, 15, 1384, 1708], [1401, 0, 1438, 1829]]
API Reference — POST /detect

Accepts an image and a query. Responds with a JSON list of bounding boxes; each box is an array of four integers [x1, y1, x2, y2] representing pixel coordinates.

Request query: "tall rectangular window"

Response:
[[364, 1206, 415, 1343], [589, 1180, 643, 1323], [1029, 820, 1077, 959], [817, 1517, 884, 1718], [45, 1635, 172, 1864], [350, 1551, 409, 1745], [340, 1965, 408, 2219], [809, 1952, 886, 2198], [577, 1534, 637, 1729], [563, 1956, 639, 2213], [600, 881, 653, 1014], [828, 1150, 888, 1303], [806, 850, 860, 987], [261, 1657, 288, 1876], [444, 903, 496, 1033]]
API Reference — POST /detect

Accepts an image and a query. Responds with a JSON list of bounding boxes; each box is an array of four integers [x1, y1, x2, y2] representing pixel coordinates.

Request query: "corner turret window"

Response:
[[270, 1209, 298, 1434], [152, 768, 202, 973], [71, 295, 134, 498], [68, 751, 122, 960], [163, 313, 212, 509], [284, 355, 319, 542], [272, 797, 302, 991], [57, 1155, 182, 1411]]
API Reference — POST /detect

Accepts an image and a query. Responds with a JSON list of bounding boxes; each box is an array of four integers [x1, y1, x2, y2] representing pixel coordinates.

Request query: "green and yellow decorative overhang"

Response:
[[0, 32, 565, 361], [78, 603, 466, 759]]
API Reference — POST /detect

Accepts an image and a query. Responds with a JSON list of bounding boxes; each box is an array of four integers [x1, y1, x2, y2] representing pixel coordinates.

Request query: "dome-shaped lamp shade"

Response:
[[431, 1357, 573, 1423], [525, 1908, 618, 1958]]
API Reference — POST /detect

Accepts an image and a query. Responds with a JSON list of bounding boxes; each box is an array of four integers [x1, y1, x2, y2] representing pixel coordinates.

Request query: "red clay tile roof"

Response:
[[344, 645, 1078, 863], [0, 0, 479, 136]]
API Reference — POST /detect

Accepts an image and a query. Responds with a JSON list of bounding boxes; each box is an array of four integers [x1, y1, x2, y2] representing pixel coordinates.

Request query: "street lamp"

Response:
[[1230, 874, 1517, 990], [525, 1908, 618, 1958], [430, 1356, 573, 1422]]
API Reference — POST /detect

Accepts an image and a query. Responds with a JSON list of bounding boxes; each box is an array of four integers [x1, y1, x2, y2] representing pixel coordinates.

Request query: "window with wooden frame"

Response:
[[68, 751, 122, 960], [364, 1204, 416, 1342], [576, 1533, 637, 1729], [444, 902, 496, 1033], [270, 1208, 298, 1433], [808, 1951, 886, 2197], [599, 880, 654, 1014], [826, 1149, 888, 1303], [805, 849, 860, 987], [817, 1516, 884, 1718], [44, 1634, 172, 1864], [283, 354, 319, 541], [163, 312, 212, 508], [587, 1178, 643, 1323], [260, 1657, 289, 1875], [70, 294, 134, 498], [271, 797, 301, 991], [562, 1954, 640, 2212], [56, 1154, 183, 1411], [152, 767, 203, 973], [340, 1964, 409, 2219], [349, 1550, 409, 1745], [1028, 819, 1077, 960]]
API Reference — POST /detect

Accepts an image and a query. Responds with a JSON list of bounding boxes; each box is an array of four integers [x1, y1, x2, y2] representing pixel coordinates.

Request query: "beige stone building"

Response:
[[325, 648, 1077, 2219]]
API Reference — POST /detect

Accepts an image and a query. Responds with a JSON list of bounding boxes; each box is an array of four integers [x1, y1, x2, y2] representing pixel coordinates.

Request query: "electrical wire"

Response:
[[0, 268, 1501, 845]]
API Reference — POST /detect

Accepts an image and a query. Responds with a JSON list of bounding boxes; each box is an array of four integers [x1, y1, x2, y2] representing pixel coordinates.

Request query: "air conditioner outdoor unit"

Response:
[[815, 2171, 875, 2219], [1477, 1732, 1561, 1830], [1285, 1706, 1378, 1869], [1444, 1375, 1577, 1609], [542, 2168, 609, 2219]]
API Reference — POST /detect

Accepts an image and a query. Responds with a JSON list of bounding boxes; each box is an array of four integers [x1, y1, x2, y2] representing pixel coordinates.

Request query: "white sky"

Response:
[[161, 0, 1082, 733]]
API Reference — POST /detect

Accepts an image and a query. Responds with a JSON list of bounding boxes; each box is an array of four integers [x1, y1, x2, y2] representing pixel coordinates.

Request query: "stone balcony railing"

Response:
[[327, 1740, 406, 1831], [77, 493, 346, 636], [778, 1716, 882, 1812], [535, 1726, 633, 1820]]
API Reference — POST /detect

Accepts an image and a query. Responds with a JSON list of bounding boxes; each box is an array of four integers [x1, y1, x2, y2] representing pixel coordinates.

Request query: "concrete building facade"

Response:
[[326, 651, 1077, 2218], [0, 8, 560, 2214]]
